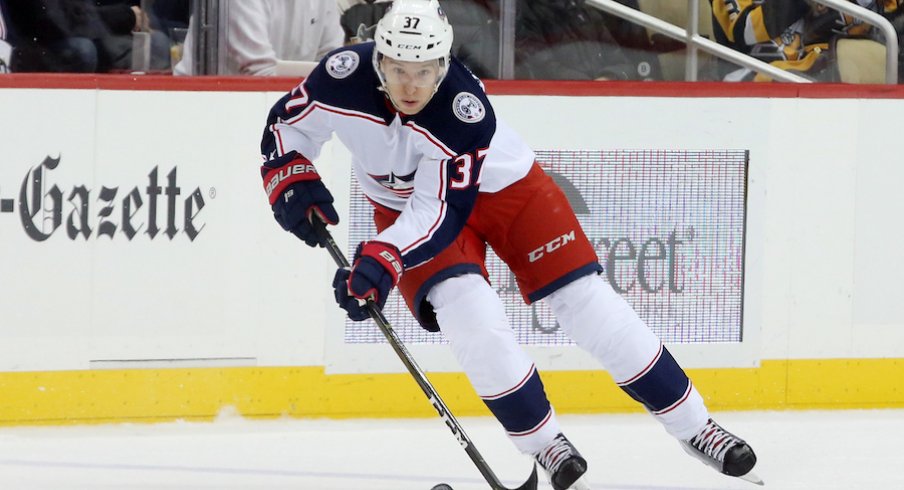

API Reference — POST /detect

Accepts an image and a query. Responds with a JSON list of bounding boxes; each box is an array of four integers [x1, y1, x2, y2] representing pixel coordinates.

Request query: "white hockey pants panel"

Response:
[[545, 274, 709, 440], [427, 273, 562, 454]]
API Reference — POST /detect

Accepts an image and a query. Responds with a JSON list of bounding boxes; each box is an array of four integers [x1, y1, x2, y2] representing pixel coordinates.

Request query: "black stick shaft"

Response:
[[314, 222, 537, 490]]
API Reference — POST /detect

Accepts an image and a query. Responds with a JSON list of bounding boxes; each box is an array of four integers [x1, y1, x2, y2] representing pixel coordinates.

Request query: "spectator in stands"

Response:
[[838, 0, 904, 83], [5, 0, 168, 73], [514, 0, 660, 80], [151, 0, 190, 34], [339, 0, 391, 44], [338, 0, 370, 12], [597, 0, 664, 80], [443, 0, 501, 78], [94, 0, 170, 72], [710, 0, 903, 82], [0, 0, 11, 73], [174, 0, 344, 76]]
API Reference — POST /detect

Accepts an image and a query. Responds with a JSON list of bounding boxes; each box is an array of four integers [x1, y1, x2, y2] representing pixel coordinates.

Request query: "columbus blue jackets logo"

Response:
[[452, 92, 485, 123], [368, 171, 416, 198], [326, 51, 359, 79]]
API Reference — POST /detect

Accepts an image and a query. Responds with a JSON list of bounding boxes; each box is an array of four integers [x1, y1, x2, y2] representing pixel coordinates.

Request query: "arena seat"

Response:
[[836, 38, 887, 84], [637, 0, 714, 80]]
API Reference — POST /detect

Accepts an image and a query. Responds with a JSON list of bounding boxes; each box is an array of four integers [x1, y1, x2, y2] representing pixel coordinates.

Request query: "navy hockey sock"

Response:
[[617, 344, 693, 414], [481, 365, 553, 436]]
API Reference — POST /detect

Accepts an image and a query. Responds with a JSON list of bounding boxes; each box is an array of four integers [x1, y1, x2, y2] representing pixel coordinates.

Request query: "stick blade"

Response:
[[511, 462, 538, 490]]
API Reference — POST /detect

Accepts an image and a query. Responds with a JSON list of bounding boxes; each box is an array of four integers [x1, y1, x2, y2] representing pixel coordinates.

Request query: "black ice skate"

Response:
[[681, 418, 763, 485], [534, 433, 591, 490]]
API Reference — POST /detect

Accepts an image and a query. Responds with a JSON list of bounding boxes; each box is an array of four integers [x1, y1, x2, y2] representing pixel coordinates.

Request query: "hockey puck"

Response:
[[430, 484, 453, 490]]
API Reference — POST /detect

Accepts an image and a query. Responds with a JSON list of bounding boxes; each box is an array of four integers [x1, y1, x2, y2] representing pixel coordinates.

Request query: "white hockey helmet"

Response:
[[373, 0, 454, 91]]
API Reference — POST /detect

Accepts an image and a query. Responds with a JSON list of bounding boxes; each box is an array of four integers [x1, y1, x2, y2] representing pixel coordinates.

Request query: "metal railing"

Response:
[[186, 0, 225, 75], [586, 0, 899, 84], [185, 0, 898, 82], [817, 0, 898, 83], [499, 0, 517, 80]]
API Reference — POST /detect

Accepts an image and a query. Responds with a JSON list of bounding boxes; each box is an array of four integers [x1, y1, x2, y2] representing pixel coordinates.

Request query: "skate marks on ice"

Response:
[[0, 457, 476, 489], [0, 410, 902, 489], [0, 456, 753, 490]]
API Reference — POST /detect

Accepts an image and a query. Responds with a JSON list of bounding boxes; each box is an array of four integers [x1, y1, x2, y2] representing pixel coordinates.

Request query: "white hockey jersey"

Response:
[[262, 42, 535, 269]]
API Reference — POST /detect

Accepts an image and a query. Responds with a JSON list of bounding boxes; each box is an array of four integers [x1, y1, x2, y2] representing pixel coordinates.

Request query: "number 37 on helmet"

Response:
[[373, 0, 454, 92]]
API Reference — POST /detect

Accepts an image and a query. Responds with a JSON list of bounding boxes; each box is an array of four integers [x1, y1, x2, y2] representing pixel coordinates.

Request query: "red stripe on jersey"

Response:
[[387, 188, 414, 197], [405, 122, 455, 157], [317, 103, 387, 124], [401, 156, 448, 254], [285, 83, 310, 111], [437, 155, 447, 201], [284, 103, 319, 125], [271, 125, 286, 155], [401, 201, 446, 254], [286, 101, 386, 126], [287, 101, 387, 126]]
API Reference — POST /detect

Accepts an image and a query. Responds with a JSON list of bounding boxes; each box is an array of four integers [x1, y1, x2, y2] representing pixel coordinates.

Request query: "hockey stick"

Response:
[[312, 219, 538, 490]]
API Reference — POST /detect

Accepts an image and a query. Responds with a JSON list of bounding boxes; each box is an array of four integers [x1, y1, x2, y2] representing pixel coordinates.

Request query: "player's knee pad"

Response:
[[429, 275, 559, 452], [427, 273, 506, 334], [545, 273, 661, 382], [427, 274, 534, 395], [546, 274, 708, 439]]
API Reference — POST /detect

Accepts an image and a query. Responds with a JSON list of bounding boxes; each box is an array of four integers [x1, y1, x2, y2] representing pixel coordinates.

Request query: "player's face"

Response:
[[380, 58, 442, 115]]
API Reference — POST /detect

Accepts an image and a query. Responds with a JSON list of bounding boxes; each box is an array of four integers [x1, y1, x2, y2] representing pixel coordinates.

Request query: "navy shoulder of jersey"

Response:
[[404, 57, 496, 157], [302, 42, 391, 121], [261, 42, 389, 158]]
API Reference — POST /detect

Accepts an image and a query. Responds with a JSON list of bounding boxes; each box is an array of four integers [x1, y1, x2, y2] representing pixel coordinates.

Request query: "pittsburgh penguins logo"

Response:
[[326, 51, 359, 79], [452, 92, 485, 123]]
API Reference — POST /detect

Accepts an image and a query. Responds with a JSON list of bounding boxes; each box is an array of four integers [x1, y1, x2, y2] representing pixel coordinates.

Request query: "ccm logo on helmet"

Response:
[[265, 163, 318, 198], [528, 231, 576, 263]]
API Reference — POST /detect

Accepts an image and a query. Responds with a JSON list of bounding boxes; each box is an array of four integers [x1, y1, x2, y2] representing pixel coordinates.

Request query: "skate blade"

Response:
[[738, 470, 764, 486], [569, 475, 592, 489]]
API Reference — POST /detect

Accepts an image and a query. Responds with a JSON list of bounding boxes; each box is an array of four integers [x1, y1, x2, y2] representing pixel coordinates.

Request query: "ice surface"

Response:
[[1, 409, 901, 489]]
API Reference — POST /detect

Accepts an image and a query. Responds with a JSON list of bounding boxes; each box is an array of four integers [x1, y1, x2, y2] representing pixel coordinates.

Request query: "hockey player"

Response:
[[259, 1, 760, 488]]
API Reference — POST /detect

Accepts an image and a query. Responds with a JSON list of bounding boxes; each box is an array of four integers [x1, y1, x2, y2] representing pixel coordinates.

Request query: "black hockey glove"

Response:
[[333, 241, 402, 320], [261, 151, 339, 247]]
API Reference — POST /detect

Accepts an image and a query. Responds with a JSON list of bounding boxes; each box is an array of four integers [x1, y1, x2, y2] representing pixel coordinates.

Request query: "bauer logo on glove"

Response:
[[260, 150, 339, 248], [262, 158, 320, 204]]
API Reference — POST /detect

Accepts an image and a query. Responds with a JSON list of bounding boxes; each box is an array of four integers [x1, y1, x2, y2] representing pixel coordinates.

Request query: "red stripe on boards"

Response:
[[3, 74, 904, 99]]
